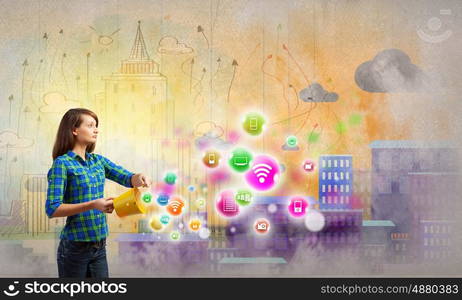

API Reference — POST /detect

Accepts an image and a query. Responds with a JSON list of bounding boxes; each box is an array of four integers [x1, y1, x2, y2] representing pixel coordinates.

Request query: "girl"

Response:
[[45, 108, 151, 278]]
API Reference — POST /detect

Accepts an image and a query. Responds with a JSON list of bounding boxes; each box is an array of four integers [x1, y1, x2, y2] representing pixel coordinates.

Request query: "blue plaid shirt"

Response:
[[46, 151, 134, 241]]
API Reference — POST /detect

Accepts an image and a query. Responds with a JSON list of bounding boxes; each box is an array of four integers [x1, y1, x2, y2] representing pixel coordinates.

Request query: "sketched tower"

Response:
[[100, 21, 170, 175]]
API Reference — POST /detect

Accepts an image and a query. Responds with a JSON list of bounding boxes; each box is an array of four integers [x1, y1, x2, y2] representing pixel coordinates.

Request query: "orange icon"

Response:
[[166, 197, 185, 216], [189, 219, 202, 231], [202, 150, 221, 168]]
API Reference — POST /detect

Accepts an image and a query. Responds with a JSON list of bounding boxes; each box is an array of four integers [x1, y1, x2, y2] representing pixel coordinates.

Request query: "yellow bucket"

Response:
[[113, 188, 147, 217]]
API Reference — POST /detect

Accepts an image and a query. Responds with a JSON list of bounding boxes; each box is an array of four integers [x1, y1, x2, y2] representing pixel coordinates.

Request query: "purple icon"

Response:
[[288, 196, 308, 218], [216, 190, 240, 217], [244, 155, 280, 191]]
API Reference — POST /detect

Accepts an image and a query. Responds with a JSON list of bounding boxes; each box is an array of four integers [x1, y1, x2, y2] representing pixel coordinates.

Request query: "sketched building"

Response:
[[225, 196, 362, 261], [353, 169, 371, 220], [99, 21, 170, 175], [22, 174, 64, 236], [361, 220, 395, 274], [369, 140, 458, 232], [420, 220, 453, 262], [407, 172, 459, 263], [319, 155, 353, 210]]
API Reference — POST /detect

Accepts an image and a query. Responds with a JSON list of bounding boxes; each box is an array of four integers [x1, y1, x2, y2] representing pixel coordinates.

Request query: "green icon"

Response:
[[160, 215, 170, 225], [243, 113, 265, 136], [307, 132, 320, 144], [235, 189, 253, 206], [286, 135, 298, 148], [196, 198, 205, 208], [164, 172, 177, 185], [141, 192, 152, 203], [170, 231, 180, 241], [229, 148, 253, 172]]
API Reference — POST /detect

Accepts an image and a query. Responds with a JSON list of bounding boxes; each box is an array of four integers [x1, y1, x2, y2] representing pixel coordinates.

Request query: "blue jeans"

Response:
[[57, 238, 109, 278]]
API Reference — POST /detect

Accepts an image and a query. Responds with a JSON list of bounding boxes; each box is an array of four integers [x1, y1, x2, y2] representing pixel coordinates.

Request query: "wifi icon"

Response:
[[167, 197, 185, 216], [245, 155, 280, 191], [252, 163, 273, 183]]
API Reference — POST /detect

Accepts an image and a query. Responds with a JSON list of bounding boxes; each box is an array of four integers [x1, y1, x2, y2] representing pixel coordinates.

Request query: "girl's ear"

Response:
[[72, 127, 78, 136]]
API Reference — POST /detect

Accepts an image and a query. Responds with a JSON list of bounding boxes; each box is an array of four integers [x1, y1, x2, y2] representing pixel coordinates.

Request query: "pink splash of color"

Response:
[[152, 182, 175, 196], [209, 167, 231, 184], [227, 130, 241, 144]]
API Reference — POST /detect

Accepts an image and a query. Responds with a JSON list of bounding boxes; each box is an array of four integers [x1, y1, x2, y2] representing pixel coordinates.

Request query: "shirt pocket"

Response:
[[68, 167, 90, 188], [94, 164, 106, 183]]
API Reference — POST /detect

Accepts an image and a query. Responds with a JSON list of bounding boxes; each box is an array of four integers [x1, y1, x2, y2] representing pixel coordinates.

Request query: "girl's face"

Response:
[[72, 114, 98, 146]]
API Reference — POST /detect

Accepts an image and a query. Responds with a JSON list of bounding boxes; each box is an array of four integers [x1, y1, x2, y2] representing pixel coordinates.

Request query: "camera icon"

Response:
[[254, 219, 270, 234], [417, 9, 452, 43]]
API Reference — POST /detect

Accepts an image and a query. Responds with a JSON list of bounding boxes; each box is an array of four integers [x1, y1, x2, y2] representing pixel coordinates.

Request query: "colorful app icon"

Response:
[[235, 189, 253, 206], [242, 112, 265, 136], [229, 148, 253, 172], [189, 219, 202, 231], [195, 198, 206, 209], [286, 135, 298, 148], [245, 155, 280, 191], [160, 215, 170, 225], [303, 159, 315, 172], [149, 216, 163, 231], [216, 190, 240, 217], [166, 197, 185, 216], [157, 194, 169, 206], [170, 231, 180, 241], [164, 172, 177, 185], [142, 192, 153, 203], [288, 196, 309, 218], [203, 150, 221, 168], [254, 218, 270, 234]]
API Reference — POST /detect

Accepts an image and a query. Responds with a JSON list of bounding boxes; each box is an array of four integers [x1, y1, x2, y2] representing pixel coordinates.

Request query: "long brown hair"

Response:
[[52, 108, 99, 160]]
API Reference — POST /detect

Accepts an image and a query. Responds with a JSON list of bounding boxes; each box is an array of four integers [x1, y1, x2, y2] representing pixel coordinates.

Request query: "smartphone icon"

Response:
[[208, 153, 215, 164], [249, 117, 258, 131], [294, 200, 302, 213]]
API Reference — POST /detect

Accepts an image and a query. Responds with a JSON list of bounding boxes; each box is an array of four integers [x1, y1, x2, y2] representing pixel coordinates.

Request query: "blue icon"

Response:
[[160, 215, 170, 225], [157, 194, 169, 206]]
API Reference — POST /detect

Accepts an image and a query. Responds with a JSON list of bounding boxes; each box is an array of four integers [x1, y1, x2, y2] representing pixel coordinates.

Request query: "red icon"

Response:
[[254, 218, 270, 234], [303, 160, 315, 172]]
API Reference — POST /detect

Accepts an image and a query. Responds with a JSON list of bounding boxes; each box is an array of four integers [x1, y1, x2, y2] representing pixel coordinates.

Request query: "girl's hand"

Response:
[[92, 197, 114, 213], [131, 173, 152, 188]]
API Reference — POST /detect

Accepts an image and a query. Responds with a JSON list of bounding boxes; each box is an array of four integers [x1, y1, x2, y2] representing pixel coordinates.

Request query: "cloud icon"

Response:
[[195, 132, 232, 151], [193, 121, 223, 138], [299, 83, 338, 102], [355, 48, 427, 93], [0, 130, 34, 148], [157, 36, 193, 55], [40, 92, 80, 113]]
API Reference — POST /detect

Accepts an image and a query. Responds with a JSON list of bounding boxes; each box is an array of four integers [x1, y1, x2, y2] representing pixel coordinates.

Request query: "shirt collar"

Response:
[[67, 150, 93, 162]]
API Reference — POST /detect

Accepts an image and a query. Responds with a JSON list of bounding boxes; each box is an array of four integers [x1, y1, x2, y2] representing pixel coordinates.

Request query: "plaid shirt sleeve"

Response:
[[45, 158, 67, 218], [97, 154, 134, 188]]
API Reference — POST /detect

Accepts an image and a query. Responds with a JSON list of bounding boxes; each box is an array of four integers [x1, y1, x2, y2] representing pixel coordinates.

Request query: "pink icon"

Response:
[[303, 160, 315, 172], [244, 155, 280, 191], [216, 190, 240, 217], [288, 196, 308, 218]]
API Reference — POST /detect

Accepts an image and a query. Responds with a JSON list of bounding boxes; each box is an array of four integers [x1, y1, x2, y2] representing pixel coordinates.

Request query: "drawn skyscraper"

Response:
[[319, 155, 353, 210]]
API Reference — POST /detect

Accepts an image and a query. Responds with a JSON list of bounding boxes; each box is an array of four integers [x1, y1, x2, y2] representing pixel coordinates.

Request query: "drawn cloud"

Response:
[[355, 48, 427, 93], [39, 92, 80, 113], [195, 132, 232, 151], [0, 131, 34, 148], [157, 36, 193, 54], [299, 83, 338, 102]]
